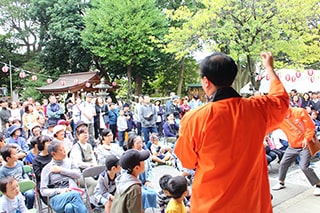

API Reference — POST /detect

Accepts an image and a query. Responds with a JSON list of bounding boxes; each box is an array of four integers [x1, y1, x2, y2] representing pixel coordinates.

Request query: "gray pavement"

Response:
[[145, 156, 320, 213]]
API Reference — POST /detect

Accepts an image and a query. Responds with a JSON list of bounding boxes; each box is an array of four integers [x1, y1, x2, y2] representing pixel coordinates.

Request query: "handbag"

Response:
[[308, 134, 320, 156], [284, 118, 320, 156]]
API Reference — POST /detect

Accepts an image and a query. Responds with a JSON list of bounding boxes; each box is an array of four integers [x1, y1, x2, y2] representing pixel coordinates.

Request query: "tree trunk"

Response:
[[246, 55, 260, 91], [127, 65, 132, 101], [177, 57, 185, 97], [134, 75, 142, 101]]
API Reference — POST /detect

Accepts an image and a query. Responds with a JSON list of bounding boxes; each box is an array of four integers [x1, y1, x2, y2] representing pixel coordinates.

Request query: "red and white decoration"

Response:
[[85, 82, 91, 88], [60, 80, 66, 86], [19, 71, 26, 78], [112, 81, 117, 86], [74, 79, 79, 85], [307, 69, 314, 76], [2, 65, 9, 73], [47, 78, 53, 84], [31, 75, 37, 81]]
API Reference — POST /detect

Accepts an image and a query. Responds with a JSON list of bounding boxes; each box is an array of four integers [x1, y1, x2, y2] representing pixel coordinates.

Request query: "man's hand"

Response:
[[302, 138, 308, 149], [51, 165, 62, 173], [261, 52, 274, 70]]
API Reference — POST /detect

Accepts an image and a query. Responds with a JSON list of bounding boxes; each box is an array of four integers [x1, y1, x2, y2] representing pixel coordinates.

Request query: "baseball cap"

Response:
[[120, 149, 150, 172], [105, 155, 120, 170]]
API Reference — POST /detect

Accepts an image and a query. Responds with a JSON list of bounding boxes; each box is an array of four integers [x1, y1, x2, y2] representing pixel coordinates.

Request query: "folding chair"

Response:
[[18, 179, 37, 213], [82, 165, 106, 213]]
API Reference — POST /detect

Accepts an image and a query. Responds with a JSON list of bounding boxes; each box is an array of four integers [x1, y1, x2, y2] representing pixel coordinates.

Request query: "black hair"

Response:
[[76, 125, 88, 136], [0, 176, 16, 193], [200, 52, 238, 87], [30, 137, 38, 148], [123, 133, 140, 151], [100, 128, 112, 144], [159, 174, 172, 191], [0, 144, 17, 162], [37, 135, 52, 151], [167, 176, 188, 199]]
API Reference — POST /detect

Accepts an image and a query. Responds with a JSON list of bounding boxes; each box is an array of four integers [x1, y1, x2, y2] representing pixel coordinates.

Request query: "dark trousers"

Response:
[[109, 124, 117, 142]]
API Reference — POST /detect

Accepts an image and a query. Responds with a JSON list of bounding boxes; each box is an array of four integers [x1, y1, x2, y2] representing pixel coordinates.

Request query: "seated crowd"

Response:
[[0, 93, 201, 212]]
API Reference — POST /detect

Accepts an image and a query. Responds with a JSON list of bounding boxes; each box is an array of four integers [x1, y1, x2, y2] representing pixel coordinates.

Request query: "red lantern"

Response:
[[308, 69, 314, 76], [47, 78, 52, 84], [112, 81, 117, 86], [19, 71, 26, 78], [295, 71, 301, 78], [310, 77, 315, 83], [291, 76, 296, 82], [2, 65, 8, 73], [60, 80, 66, 86], [74, 79, 79, 85], [285, 74, 290, 81], [257, 75, 262, 81], [31, 75, 37, 81]]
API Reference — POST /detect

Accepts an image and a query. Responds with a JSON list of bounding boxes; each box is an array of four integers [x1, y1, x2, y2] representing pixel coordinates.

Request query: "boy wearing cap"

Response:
[[111, 149, 150, 213], [93, 155, 121, 213]]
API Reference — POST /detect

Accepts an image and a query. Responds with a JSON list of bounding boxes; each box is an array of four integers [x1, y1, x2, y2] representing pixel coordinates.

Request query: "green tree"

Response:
[[29, 0, 92, 75], [163, 0, 320, 92], [0, 0, 38, 59], [82, 0, 168, 99]]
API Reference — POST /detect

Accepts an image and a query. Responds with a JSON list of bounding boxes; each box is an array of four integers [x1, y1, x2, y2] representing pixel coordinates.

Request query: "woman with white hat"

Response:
[[53, 125, 73, 155]]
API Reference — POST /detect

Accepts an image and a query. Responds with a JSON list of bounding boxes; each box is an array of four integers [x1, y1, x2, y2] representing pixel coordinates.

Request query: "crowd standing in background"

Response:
[[0, 52, 319, 212]]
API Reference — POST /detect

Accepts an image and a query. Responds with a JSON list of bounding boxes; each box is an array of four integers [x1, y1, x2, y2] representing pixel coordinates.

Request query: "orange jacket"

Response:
[[174, 79, 289, 213], [279, 107, 315, 148]]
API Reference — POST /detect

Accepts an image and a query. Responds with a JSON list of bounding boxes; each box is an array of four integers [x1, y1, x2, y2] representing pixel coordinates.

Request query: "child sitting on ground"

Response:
[[111, 149, 150, 212], [94, 155, 121, 213], [165, 176, 189, 213], [150, 134, 173, 165], [0, 176, 28, 213]]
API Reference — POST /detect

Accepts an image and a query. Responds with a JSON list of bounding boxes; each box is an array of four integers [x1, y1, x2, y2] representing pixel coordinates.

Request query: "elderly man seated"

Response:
[[40, 140, 87, 213]]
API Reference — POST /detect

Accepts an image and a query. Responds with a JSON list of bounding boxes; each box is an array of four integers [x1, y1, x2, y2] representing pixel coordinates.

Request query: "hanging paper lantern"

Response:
[[74, 79, 79, 85], [291, 76, 296, 82], [112, 81, 117, 86], [46, 78, 52, 84], [31, 75, 37, 81], [85, 82, 91, 88], [2, 65, 8, 73], [257, 75, 262, 81], [60, 80, 66, 86], [295, 71, 301, 78], [310, 77, 315, 83], [19, 71, 26, 78], [308, 69, 314, 76], [285, 74, 290, 81]]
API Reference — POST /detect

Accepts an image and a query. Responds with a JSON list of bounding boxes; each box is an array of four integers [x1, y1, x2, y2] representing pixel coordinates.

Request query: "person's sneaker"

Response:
[[313, 186, 320, 196], [272, 183, 285, 190]]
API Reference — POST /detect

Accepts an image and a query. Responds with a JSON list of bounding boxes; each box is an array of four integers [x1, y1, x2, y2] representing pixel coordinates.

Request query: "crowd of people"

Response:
[[0, 88, 203, 212], [0, 51, 320, 213]]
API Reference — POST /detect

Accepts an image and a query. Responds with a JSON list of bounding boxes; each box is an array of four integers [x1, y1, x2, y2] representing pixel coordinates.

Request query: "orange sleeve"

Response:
[[175, 110, 199, 169], [300, 109, 315, 141]]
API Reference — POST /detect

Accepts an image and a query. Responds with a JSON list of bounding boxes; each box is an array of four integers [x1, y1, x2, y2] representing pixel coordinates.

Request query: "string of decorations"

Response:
[[256, 69, 317, 83], [0, 61, 57, 84]]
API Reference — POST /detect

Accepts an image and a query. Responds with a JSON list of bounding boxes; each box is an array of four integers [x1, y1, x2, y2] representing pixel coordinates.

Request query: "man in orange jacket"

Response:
[[174, 52, 289, 213], [272, 107, 320, 195]]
